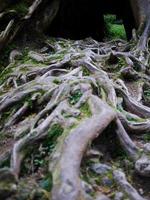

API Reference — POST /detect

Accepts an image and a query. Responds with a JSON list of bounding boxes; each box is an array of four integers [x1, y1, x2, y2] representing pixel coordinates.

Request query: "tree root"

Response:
[[50, 95, 116, 200], [115, 118, 140, 160], [113, 170, 146, 200], [11, 100, 77, 177], [116, 87, 150, 118], [0, 37, 150, 199], [116, 117, 150, 177]]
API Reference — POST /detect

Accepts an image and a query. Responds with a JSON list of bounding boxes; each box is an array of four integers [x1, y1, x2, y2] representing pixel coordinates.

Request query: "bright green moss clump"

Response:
[[104, 15, 127, 40], [109, 24, 126, 40], [69, 90, 83, 105]]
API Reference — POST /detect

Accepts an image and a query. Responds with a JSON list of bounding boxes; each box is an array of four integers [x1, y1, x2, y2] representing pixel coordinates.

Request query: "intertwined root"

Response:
[[50, 95, 116, 200], [0, 37, 150, 199]]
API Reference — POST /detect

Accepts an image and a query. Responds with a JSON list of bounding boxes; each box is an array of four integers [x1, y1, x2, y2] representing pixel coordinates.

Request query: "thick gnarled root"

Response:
[[113, 170, 146, 200], [50, 95, 116, 200], [0, 37, 150, 199]]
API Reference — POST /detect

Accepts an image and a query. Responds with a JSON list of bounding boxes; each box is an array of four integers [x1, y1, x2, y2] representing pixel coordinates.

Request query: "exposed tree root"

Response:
[[50, 95, 115, 200], [113, 170, 146, 200], [115, 118, 140, 161], [0, 36, 150, 199]]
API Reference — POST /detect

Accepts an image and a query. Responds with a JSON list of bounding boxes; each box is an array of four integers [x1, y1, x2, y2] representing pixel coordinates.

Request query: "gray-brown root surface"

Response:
[[0, 36, 150, 200]]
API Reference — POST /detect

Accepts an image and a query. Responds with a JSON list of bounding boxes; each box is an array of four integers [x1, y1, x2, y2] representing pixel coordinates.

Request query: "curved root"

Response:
[[50, 95, 116, 200]]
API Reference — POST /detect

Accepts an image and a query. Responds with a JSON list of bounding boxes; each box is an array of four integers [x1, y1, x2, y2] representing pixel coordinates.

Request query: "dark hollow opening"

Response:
[[47, 0, 136, 41]]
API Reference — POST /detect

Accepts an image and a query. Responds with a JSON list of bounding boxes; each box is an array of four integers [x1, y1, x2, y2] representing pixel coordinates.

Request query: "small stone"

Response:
[[91, 163, 112, 175], [102, 177, 113, 187], [114, 192, 124, 200]]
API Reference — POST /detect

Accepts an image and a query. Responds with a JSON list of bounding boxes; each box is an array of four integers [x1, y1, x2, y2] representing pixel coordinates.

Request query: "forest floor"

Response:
[[0, 36, 150, 200]]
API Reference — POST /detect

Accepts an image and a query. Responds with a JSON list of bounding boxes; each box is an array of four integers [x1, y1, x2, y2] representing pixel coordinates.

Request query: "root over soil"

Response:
[[0, 36, 150, 200]]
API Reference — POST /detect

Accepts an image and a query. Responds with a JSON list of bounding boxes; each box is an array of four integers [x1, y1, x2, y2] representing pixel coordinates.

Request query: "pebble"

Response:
[[114, 192, 124, 200], [102, 177, 113, 187], [91, 163, 112, 175]]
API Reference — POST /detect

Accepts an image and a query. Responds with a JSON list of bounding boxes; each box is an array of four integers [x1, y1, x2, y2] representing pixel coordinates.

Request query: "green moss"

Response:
[[126, 115, 145, 123], [142, 84, 150, 105], [101, 88, 107, 102], [82, 67, 90, 76], [0, 132, 6, 141], [47, 124, 64, 140], [109, 24, 126, 40], [22, 124, 64, 175], [144, 89, 150, 97], [52, 123, 79, 180], [22, 58, 39, 65], [46, 52, 66, 63], [69, 90, 83, 105], [19, 50, 39, 65], [104, 15, 116, 24], [0, 67, 14, 85], [0, 106, 16, 126], [118, 58, 126, 69], [117, 105, 145, 123], [15, 47, 41, 65], [80, 102, 92, 117], [143, 133, 150, 142], [104, 15, 127, 40], [53, 79, 61, 84], [36, 124, 64, 161]]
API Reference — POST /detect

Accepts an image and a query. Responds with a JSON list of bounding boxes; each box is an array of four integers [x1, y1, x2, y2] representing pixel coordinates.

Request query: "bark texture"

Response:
[[0, 1, 150, 200]]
